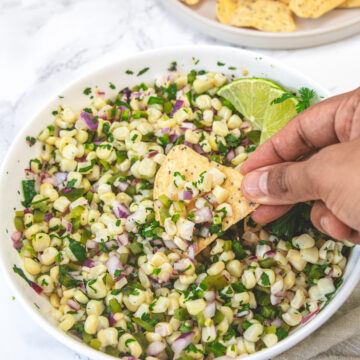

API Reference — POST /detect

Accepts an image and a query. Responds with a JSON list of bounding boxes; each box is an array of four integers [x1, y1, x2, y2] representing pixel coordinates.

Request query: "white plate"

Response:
[[160, 0, 360, 49], [1, 46, 359, 360]]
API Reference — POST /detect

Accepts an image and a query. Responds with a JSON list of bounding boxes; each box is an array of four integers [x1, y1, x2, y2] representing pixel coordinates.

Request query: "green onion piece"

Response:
[[80, 228, 92, 245], [164, 102, 173, 115], [174, 308, 189, 321], [177, 356, 194, 360], [33, 210, 44, 223], [148, 96, 164, 105], [60, 188, 85, 202], [125, 185, 136, 196], [119, 253, 129, 265], [14, 217, 24, 231], [109, 298, 122, 313], [265, 326, 277, 334], [133, 332, 149, 353], [133, 317, 155, 332], [130, 242, 143, 255], [86, 192, 94, 203], [158, 194, 172, 208], [259, 258, 277, 268], [105, 346, 118, 356], [116, 151, 127, 164], [197, 312, 206, 327], [142, 132, 155, 142], [159, 207, 170, 225], [67, 205, 85, 219], [152, 313, 165, 322], [214, 310, 225, 325], [21, 180, 37, 207], [71, 217, 81, 232], [82, 332, 93, 345], [201, 274, 228, 290], [90, 339, 102, 350], [223, 240, 232, 252]]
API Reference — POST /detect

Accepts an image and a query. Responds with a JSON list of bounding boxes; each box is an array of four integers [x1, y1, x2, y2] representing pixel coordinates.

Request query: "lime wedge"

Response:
[[217, 78, 298, 143]]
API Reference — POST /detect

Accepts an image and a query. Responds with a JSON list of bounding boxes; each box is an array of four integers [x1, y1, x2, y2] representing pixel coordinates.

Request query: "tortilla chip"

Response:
[[154, 145, 257, 254], [216, 0, 296, 32], [289, 0, 344, 18], [339, 0, 360, 7]]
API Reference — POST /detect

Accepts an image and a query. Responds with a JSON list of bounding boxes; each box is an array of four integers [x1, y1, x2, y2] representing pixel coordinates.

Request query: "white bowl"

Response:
[[1, 45, 359, 360]]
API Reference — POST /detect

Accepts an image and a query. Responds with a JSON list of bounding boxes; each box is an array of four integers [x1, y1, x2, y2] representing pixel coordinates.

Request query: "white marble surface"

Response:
[[0, 0, 360, 359]]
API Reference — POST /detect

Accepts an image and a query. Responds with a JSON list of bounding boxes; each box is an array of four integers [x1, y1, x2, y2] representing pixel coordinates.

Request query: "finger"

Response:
[[310, 200, 351, 241], [250, 205, 293, 224], [347, 230, 360, 245], [241, 160, 320, 205], [241, 89, 357, 175]]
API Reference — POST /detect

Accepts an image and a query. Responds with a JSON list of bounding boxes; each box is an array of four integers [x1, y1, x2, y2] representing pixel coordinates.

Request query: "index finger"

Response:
[[240, 90, 354, 175]]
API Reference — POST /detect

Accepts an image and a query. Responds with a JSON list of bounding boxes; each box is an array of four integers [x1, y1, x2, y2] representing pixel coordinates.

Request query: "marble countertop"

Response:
[[0, 0, 359, 359]]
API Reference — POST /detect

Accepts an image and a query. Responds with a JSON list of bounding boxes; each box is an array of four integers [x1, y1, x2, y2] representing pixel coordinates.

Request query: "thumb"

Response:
[[241, 159, 320, 205]]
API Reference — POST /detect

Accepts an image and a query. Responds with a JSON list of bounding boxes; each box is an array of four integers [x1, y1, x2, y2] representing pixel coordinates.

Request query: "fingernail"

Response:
[[243, 171, 269, 198], [320, 217, 329, 234]]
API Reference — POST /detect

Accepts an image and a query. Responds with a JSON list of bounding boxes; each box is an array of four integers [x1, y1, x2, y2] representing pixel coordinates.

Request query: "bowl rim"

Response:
[[162, 0, 360, 39], [1, 45, 359, 360]]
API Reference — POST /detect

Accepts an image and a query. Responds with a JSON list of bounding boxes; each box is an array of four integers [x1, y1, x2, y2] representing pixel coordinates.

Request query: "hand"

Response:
[[240, 87, 360, 244]]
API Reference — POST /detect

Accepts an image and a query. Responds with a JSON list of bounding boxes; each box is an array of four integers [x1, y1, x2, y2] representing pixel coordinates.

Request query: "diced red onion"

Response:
[[86, 240, 98, 249], [125, 265, 134, 276], [205, 193, 217, 204], [108, 311, 116, 327], [226, 149, 235, 162], [265, 250, 276, 258], [112, 201, 130, 219], [24, 208, 32, 214], [326, 269, 334, 279], [105, 240, 118, 250], [79, 111, 98, 130], [199, 226, 210, 238], [271, 294, 283, 306], [62, 187, 72, 194], [235, 310, 250, 318], [184, 141, 193, 148], [203, 126, 213, 131], [160, 127, 171, 135], [42, 177, 58, 186], [180, 122, 196, 130], [240, 138, 252, 147], [44, 212, 53, 222], [271, 317, 283, 328], [67, 299, 81, 311], [117, 232, 129, 246], [30, 281, 43, 294], [116, 181, 129, 192], [173, 259, 189, 275], [187, 244, 196, 262], [147, 151, 158, 158], [203, 302, 216, 318], [11, 231, 22, 249], [178, 190, 193, 201], [204, 290, 216, 302], [170, 100, 184, 118], [24, 169, 35, 180], [194, 207, 213, 224], [169, 134, 179, 143], [164, 240, 178, 249], [301, 307, 320, 324], [147, 341, 166, 356], [193, 144, 205, 154], [171, 332, 195, 354], [165, 144, 173, 154], [106, 254, 124, 277], [53, 172, 67, 185], [83, 259, 95, 268]]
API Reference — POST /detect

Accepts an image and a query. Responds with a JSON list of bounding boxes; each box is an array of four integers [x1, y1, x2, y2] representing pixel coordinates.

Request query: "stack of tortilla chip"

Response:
[[179, 0, 360, 32]]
